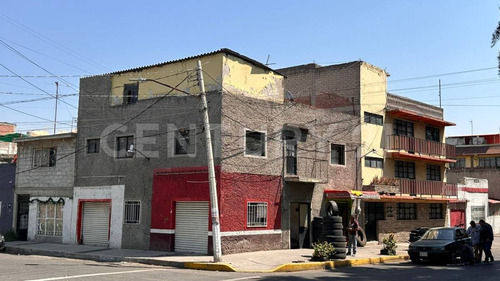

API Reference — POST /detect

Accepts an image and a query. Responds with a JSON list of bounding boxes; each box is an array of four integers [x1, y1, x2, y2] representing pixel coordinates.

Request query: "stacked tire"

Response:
[[320, 201, 347, 260]]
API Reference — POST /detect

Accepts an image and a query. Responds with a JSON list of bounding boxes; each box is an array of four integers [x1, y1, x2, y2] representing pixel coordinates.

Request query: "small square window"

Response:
[[116, 136, 134, 158], [33, 148, 56, 167], [87, 139, 100, 154], [331, 144, 345, 165], [245, 131, 266, 157], [124, 201, 141, 224], [247, 202, 267, 227]]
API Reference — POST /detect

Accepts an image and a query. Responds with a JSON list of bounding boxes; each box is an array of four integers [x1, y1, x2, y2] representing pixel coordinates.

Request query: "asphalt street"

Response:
[[1, 247, 500, 281]]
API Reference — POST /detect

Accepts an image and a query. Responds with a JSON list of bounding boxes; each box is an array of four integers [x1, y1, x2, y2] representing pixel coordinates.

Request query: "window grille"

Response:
[[247, 202, 267, 227], [397, 203, 417, 220], [429, 203, 443, 219], [37, 202, 63, 236], [124, 201, 141, 224]]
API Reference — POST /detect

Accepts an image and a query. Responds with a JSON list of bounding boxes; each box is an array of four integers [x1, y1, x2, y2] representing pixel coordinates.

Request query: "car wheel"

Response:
[[448, 251, 458, 264]]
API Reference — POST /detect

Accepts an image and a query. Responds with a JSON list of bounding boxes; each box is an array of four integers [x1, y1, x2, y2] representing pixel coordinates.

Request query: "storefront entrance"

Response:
[[365, 202, 384, 241], [290, 202, 310, 249]]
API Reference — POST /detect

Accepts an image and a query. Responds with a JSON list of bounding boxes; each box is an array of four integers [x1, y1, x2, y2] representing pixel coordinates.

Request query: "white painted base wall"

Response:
[[27, 197, 74, 243], [71, 185, 125, 248]]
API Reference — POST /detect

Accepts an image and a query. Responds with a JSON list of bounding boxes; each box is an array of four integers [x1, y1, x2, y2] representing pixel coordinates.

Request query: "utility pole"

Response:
[[438, 79, 441, 109], [196, 60, 222, 262], [53, 82, 59, 134]]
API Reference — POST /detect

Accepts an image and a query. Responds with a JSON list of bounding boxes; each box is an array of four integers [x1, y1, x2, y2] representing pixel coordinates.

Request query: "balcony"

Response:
[[387, 135, 456, 159], [398, 178, 457, 197], [285, 158, 329, 183]]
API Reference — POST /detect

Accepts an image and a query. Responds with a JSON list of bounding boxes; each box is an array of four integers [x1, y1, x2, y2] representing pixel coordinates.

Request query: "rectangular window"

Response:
[[479, 157, 497, 168], [33, 148, 56, 167], [245, 130, 266, 157], [86, 139, 100, 154], [429, 203, 443, 219], [394, 119, 414, 137], [449, 158, 466, 168], [425, 126, 440, 142], [175, 128, 191, 155], [116, 136, 134, 158], [247, 202, 268, 227], [124, 201, 141, 224], [365, 157, 383, 168], [395, 161, 415, 179], [426, 165, 441, 181], [123, 83, 138, 105], [397, 203, 417, 220], [364, 112, 383, 125], [471, 206, 485, 222], [37, 202, 63, 236], [331, 144, 345, 165]]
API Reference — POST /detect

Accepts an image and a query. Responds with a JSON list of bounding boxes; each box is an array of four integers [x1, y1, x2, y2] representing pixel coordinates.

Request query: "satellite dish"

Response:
[[285, 91, 294, 101]]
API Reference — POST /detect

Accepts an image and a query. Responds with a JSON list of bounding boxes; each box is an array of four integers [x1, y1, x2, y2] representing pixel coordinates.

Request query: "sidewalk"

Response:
[[3, 241, 409, 273]]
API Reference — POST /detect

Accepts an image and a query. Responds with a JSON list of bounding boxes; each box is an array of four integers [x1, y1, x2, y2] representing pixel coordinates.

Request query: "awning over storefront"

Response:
[[324, 190, 380, 200]]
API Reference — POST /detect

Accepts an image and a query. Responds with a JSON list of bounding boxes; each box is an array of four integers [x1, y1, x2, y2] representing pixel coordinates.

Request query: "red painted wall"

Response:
[[150, 166, 283, 251], [219, 173, 282, 231]]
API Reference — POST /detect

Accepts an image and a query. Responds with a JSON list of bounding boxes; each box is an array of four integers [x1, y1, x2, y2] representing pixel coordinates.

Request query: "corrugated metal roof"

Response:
[[84, 48, 284, 78]]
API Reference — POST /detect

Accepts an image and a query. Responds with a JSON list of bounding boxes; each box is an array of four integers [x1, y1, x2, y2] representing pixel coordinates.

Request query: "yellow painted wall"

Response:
[[221, 54, 284, 103], [110, 53, 224, 106], [359, 62, 387, 185]]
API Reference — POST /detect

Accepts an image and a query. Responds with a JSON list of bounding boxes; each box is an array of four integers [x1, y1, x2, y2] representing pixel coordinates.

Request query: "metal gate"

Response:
[[175, 201, 208, 254], [82, 202, 110, 246]]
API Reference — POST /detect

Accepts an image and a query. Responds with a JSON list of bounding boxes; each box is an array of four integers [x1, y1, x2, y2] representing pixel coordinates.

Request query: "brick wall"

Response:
[[376, 202, 447, 242]]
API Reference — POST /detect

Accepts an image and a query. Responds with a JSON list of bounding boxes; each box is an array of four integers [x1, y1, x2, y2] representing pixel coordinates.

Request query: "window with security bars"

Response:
[[429, 203, 443, 219], [247, 202, 267, 227], [397, 203, 417, 220], [471, 206, 485, 222], [124, 201, 141, 224], [37, 202, 63, 236]]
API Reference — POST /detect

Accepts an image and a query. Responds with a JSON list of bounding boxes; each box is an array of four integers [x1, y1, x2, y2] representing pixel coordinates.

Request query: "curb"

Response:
[[5, 246, 409, 273]]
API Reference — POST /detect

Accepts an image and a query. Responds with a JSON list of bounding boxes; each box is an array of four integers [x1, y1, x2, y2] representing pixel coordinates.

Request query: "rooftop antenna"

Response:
[[265, 55, 276, 66]]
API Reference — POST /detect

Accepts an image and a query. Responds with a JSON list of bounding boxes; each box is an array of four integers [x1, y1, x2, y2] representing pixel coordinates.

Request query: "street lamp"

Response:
[[130, 60, 222, 262]]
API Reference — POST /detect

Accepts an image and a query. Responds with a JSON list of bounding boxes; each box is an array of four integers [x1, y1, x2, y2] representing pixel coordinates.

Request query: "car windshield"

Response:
[[421, 229, 454, 240]]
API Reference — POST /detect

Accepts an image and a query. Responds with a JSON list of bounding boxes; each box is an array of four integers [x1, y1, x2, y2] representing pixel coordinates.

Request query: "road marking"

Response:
[[221, 277, 263, 281], [25, 268, 166, 281]]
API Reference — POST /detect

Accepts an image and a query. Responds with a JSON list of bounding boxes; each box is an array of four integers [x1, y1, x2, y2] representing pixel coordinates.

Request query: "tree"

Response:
[[493, 8, 500, 74]]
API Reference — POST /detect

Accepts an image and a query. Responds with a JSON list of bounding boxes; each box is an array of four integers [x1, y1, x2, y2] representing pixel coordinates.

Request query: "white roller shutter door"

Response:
[[175, 201, 209, 254], [82, 202, 110, 246]]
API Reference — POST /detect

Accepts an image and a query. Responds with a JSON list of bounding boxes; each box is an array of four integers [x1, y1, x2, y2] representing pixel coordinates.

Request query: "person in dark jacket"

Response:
[[479, 219, 494, 262], [346, 215, 359, 257]]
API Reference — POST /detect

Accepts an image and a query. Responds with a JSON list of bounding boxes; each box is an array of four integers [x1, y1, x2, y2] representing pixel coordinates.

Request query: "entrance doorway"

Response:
[[16, 195, 29, 241], [290, 202, 310, 248], [450, 209, 465, 228], [365, 202, 384, 241]]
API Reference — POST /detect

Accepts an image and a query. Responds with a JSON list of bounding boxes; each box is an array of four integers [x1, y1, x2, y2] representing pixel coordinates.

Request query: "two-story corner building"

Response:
[[446, 134, 500, 233], [75, 49, 360, 254], [13, 133, 76, 242], [278, 62, 458, 242]]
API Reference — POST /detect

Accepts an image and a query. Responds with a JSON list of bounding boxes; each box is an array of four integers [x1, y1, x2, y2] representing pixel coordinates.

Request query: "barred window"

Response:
[[247, 202, 267, 227], [471, 206, 485, 222], [397, 203, 417, 220], [365, 157, 383, 168], [429, 203, 443, 219], [37, 202, 63, 236], [426, 165, 441, 181], [124, 201, 141, 224], [364, 112, 383, 125]]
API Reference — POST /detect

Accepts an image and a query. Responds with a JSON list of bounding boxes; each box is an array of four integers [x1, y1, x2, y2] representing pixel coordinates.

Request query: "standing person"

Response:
[[346, 215, 359, 257], [479, 219, 494, 262], [467, 221, 482, 262]]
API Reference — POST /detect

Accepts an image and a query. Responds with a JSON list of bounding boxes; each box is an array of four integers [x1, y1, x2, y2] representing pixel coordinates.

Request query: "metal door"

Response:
[[82, 202, 110, 246], [175, 201, 209, 254]]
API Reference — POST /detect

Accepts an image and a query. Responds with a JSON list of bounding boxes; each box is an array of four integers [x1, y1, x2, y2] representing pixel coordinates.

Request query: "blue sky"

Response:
[[1, 1, 499, 136]]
